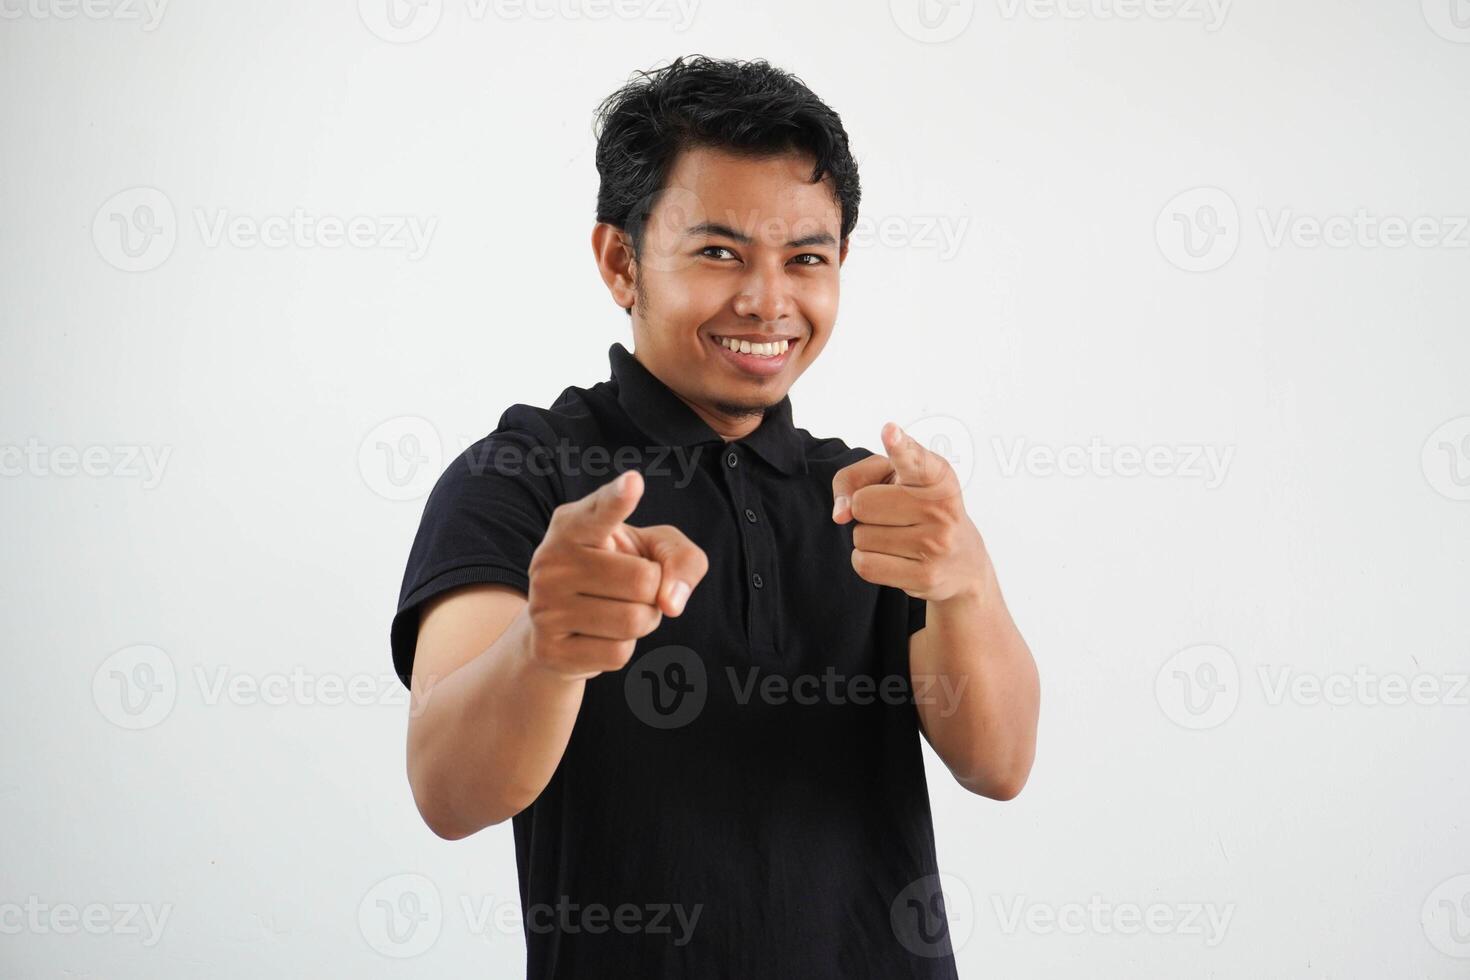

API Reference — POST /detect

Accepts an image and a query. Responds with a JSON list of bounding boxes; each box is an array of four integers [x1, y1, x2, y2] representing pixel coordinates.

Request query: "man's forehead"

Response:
[[657, 146, 840, 244]]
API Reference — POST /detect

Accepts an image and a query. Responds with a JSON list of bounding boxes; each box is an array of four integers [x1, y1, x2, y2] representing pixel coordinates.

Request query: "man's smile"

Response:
[[707, 331, 800, 378]]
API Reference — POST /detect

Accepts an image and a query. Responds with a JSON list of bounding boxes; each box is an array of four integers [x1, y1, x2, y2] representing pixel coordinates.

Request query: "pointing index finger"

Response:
[[559, 469, 644, 546], [881, 422, 949, 489]]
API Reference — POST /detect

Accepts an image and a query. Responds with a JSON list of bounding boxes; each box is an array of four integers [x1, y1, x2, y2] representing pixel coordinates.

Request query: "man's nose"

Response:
[[731, 261, 794, 322]]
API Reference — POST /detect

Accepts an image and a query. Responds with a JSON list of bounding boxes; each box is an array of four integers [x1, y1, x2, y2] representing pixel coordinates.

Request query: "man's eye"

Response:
[[701, 246, 736, 260], [792, 253, 827, 266]]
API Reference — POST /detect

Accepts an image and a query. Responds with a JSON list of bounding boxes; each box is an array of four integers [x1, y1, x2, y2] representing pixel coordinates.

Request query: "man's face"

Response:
[[623, 146, 847, 421]]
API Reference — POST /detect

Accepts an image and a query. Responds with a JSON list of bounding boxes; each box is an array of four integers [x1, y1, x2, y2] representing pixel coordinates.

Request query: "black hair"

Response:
[[593, 55, 861, 315]]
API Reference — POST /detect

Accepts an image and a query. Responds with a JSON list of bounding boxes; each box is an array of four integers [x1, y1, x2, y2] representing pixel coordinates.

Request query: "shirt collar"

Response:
[[608, 342, 807, 476]]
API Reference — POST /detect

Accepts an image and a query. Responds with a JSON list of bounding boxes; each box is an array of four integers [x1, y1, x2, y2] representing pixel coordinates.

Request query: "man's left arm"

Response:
[[833, 423, 1040, 801]]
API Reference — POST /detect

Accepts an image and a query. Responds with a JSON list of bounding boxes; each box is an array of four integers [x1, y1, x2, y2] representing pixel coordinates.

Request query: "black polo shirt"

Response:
[[391, 342, 961, 978]]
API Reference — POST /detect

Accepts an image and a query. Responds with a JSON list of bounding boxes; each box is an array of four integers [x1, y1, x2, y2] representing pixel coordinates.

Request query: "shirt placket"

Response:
[[719, 442, 779, 659]]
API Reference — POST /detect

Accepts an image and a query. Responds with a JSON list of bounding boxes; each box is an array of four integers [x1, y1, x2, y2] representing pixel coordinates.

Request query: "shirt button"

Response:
[[744, 507, 758, 523], [726, 450, 739, 468], [752, 572, 764, 589]]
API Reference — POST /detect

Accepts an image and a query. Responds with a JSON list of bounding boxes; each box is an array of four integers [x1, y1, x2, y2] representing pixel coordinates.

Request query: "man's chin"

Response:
[[710, 399, 772, 421]]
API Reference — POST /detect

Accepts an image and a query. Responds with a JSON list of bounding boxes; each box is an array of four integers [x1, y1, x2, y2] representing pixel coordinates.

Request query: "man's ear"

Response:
[[591, 222, 636, 313]]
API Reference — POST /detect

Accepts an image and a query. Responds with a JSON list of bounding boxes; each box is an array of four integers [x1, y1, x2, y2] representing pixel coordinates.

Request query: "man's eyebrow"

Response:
[[685, 221, 838, 249]]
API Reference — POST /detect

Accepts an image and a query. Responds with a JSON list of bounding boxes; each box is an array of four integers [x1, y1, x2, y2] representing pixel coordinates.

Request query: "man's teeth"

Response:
[[717, 337, 790, 357]]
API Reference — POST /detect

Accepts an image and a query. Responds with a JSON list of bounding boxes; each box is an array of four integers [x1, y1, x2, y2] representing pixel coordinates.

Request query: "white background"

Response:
[[3, 0, 1469, 976]]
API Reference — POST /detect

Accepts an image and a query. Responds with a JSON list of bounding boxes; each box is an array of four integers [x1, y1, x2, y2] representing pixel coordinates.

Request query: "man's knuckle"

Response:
[[633, 562, 661, 598]]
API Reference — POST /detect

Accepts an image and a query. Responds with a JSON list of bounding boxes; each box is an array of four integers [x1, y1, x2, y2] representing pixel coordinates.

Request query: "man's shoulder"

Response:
[[468, 377, 616, 450], [794, 427, 877, 471], [428, 380, 617, 505]]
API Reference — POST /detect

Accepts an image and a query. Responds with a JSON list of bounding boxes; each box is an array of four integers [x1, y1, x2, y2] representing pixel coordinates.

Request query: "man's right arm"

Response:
[[403, 470, 708, 840], [406, 585, 583, 839]]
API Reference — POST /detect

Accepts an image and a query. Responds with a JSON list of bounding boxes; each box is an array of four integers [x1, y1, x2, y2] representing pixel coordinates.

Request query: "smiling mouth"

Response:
[[710, 334, 797, 358]]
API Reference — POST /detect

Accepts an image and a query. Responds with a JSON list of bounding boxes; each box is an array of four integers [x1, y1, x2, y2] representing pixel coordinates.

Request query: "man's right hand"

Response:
[[525, 469, 708, 680]]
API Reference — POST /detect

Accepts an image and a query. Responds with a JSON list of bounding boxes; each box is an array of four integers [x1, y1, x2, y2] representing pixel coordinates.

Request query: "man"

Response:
[[391, 55, 1039, 978]]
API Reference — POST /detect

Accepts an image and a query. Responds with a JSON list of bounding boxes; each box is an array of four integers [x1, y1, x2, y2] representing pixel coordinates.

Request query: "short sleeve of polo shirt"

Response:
[[389, 407, 560, 690]]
